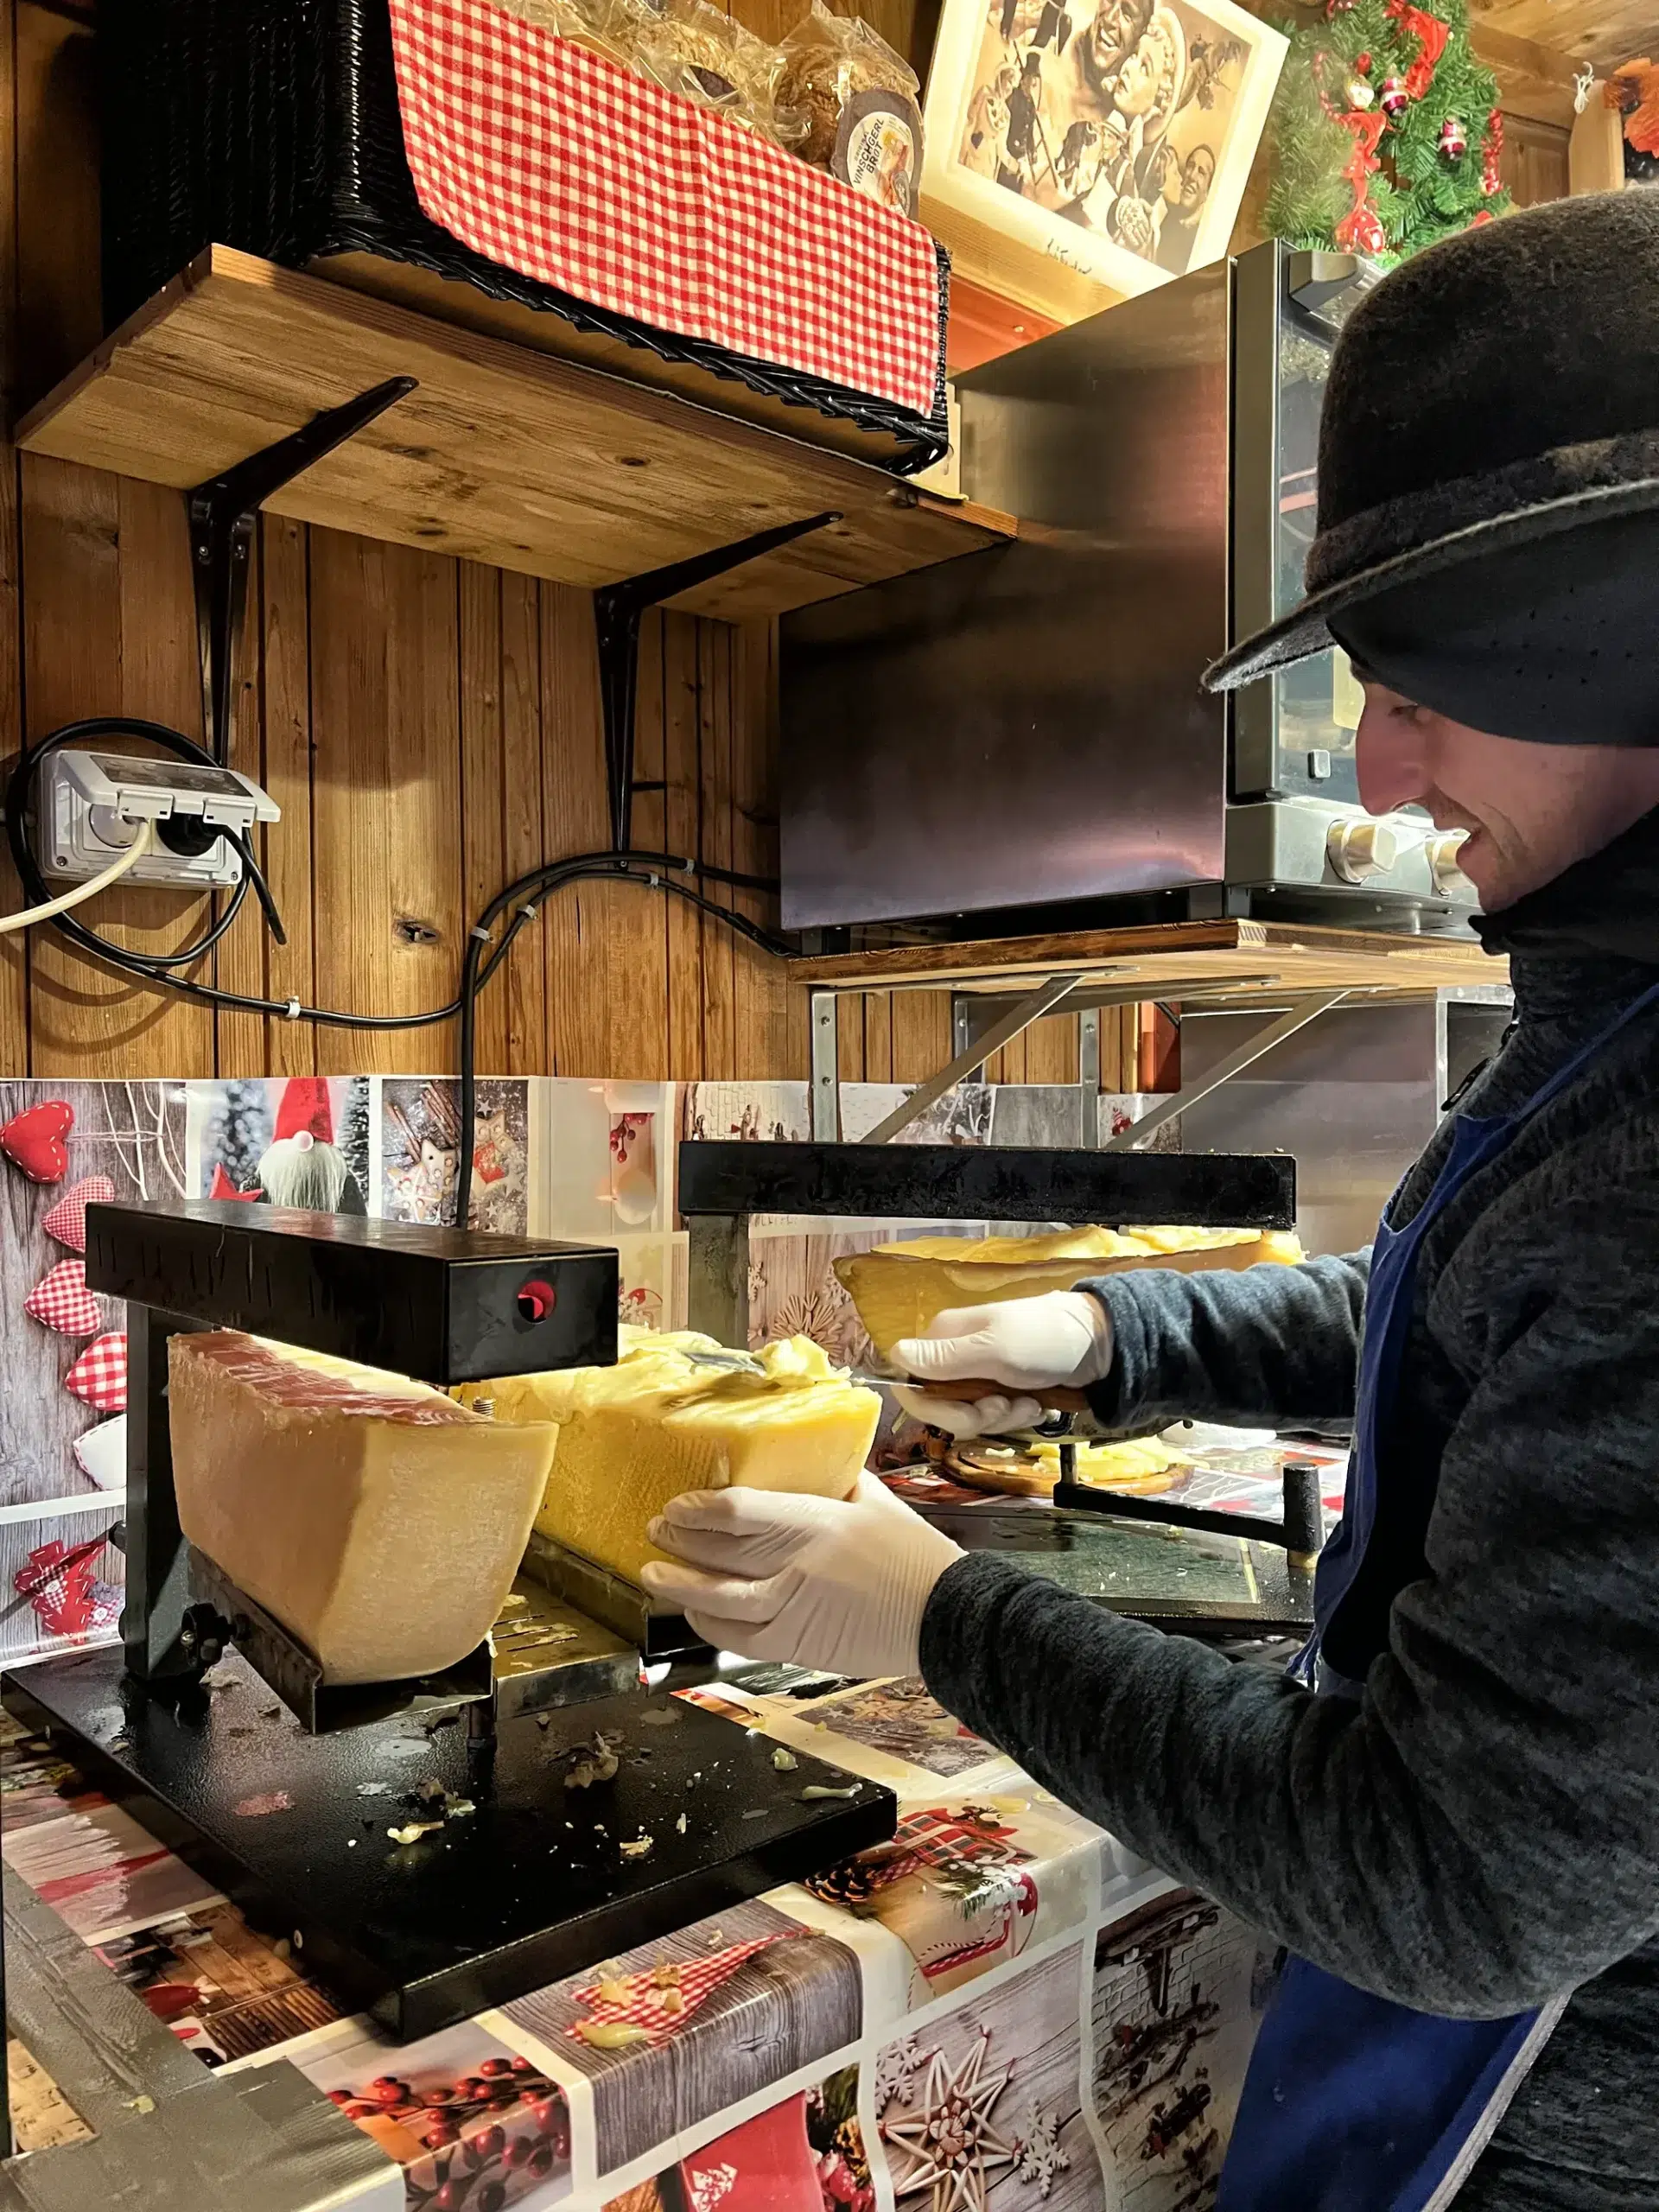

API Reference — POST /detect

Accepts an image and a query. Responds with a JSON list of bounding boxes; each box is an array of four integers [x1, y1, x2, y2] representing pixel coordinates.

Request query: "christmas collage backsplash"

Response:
[[0, 1072, 1156, 1667]]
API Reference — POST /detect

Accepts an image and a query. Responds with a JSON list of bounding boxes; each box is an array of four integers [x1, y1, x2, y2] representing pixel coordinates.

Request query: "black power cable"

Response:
[[8, 718, 790, 1231]]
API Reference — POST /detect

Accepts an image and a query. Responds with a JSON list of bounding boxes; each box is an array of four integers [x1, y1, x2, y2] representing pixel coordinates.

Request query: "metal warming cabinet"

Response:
[[779, 240, 1477, 939]]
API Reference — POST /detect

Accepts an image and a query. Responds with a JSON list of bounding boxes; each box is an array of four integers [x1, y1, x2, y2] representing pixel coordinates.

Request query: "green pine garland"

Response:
[[1264, 0, 1511, 261]]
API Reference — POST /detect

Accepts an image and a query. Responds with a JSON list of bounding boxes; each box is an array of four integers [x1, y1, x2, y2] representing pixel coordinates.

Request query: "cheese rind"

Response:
[[168, 1332, 556, 1685], [836, 1226, 1304, 1358], [461, 1328, 879, 1587]]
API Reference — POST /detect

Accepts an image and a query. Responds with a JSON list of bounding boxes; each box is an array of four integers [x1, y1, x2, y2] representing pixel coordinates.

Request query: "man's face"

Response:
[[1355, 680, 1659, 908], [1181, 147, 1214, 207]]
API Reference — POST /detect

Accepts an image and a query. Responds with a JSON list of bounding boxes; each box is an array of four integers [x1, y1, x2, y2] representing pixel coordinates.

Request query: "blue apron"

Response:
[[1219, 976, 1659, 2212]]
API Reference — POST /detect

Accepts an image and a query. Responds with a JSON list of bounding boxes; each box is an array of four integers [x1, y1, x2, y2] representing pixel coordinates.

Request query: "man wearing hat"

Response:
[[644, 190, 1659, 2209]]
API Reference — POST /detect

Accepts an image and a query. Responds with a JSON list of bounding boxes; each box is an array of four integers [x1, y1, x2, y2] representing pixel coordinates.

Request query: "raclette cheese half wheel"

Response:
[[836, 1225, 1304, 1360], [460, 1326, 880, 1588], [168, 1332, 556, 1686]]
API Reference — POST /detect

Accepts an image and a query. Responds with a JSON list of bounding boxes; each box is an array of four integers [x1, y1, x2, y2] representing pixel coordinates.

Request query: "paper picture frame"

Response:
[[920, 0, 1286, 322]]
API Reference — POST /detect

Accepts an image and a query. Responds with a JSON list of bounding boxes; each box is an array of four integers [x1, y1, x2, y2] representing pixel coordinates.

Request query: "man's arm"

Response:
[[923, 1178, 1659, 2018], [1082, 1249, 1370, 1431]]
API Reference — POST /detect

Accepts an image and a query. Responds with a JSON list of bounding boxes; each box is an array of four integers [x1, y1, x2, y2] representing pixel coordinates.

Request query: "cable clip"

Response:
[[470, 924, 492, 943], [284, 997, 302, 1022], [517, 902, 538, 923]]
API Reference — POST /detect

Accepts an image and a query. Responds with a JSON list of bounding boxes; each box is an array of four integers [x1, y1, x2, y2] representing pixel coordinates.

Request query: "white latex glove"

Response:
[[889, 1291, 1114, 1440], [639, 1472, 962, 1678]]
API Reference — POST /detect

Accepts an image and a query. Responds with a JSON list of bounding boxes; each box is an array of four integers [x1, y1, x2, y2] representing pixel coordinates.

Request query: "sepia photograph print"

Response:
[[921, 0, 1284, 316]]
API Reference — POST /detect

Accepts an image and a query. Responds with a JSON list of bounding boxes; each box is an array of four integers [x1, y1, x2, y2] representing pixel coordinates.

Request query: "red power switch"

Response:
[[517, 1277, 556, 1324]]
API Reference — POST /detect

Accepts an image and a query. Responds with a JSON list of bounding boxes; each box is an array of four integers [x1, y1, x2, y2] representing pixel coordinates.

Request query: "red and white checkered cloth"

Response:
[[569, 1934, 783, 2046], [24, 1259, 102, 1338], [387, 0, 943, 420], [66, 1332, 127, 1414]]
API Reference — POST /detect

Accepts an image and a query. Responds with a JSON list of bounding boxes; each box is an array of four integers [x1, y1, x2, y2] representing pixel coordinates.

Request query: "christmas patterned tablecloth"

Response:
[[0, 1670, 1271, 2211]]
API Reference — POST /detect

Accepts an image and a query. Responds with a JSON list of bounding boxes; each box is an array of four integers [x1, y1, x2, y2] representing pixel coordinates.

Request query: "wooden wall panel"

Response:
[[308, 531, 464, 1074], [663, 612, 707, 1082], [1500, 112, 1572, 206], [0, 0, 1176, 1105]]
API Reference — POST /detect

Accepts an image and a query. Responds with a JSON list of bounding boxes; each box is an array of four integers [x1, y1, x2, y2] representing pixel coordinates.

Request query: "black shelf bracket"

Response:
[[594, 509, 841, 852], [188, 376, 417, 762]]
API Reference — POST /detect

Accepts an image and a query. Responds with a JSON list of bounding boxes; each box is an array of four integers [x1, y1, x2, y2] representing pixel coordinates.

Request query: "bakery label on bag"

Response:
[[835, 89, 924, 217]]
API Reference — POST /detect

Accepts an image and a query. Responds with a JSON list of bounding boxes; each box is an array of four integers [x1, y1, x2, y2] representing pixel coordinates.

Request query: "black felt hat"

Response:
[[1205, 191, 1659, 744]]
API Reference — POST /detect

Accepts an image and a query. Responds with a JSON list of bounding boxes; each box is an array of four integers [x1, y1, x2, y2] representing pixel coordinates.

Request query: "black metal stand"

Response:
[[188, 377, 416, 761], [594, 511, 839, 850], [9, 1202, 894, 2042], [1053, 1458, 1327, 1564], [677, 1138, 1299, 1352]]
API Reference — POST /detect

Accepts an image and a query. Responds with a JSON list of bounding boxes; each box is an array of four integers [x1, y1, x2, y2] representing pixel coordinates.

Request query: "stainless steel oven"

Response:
[[779, 240, 1476, 938]]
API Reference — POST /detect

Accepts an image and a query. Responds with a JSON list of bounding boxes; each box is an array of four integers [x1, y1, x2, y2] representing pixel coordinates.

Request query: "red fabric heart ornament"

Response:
[[65, 1332, 126, 1414], [25, 1259, 101, 1337], [41, 1174, 118, 1255], [0, 1100, 73, 1183]]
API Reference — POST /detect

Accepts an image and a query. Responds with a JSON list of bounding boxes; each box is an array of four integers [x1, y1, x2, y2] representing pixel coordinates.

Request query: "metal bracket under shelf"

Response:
[[594, 509, 840, 852], [188, 376, 417, 763], [807, 967, 1361, 1158], [1103, 989, 1350, 1152]]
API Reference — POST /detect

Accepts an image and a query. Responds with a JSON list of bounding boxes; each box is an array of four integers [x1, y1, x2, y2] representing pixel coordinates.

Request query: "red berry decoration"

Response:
[[510, 2057, 534, 2074], [479, 2058, 512, 2077], [504, 2138, 534, 2170], [528, 2143, 555, 2176], [433, 2186, 463, 2212], [327, 2089, 353, 2107], [1355, 50, 1370, 68], [476, 2125, 506, 2158], [480, 2187, 506, 2212], [423, 2127, 460, 2151]]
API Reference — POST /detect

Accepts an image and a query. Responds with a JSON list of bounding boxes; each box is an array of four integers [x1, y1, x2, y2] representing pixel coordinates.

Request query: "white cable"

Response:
[[0, 818, 156, 934]]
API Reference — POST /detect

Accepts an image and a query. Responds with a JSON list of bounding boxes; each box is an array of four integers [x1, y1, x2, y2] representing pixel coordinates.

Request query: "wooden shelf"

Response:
[[16, 247, 1014, 623], [791, 917, 1507, 1002]]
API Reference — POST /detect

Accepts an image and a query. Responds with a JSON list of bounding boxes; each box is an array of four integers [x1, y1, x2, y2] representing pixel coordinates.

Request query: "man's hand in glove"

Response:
[[890, 1289, 1115, 1440], [639, 1474, 962, 1679]]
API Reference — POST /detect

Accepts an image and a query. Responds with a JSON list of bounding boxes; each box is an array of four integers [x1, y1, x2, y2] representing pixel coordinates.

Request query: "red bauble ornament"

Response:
[[1439, 113, 1467, 159], [1356, 50, 1371, 68], [1380, 73, 1409, 114], [1325, 0, 1354, 14]]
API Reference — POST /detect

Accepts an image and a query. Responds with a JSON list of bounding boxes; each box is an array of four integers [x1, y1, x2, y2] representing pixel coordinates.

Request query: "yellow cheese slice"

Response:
[[461, 1328, 880, 1587], [168, 1332, 556, 1686], [836, 1227, 1303, 1358]]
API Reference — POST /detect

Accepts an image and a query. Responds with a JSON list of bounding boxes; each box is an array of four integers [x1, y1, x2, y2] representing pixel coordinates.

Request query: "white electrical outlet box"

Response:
[[41, 750, 280, 890]]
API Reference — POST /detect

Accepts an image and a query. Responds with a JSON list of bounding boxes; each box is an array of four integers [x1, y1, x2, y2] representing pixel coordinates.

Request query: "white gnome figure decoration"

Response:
[[251, 1080, 366, 1215]]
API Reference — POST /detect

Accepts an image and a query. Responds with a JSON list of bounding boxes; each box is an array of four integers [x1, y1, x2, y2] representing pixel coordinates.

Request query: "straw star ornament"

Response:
[[880, 2028, 1020, 2212]]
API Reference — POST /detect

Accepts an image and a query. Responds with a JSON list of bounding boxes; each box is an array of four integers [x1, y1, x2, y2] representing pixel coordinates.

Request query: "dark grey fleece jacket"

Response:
[[918, 804, 1659, 2210]]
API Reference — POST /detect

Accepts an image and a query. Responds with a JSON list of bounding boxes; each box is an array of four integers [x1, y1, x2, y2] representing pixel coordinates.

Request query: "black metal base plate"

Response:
[[911, 1503, 1316, 1638], [9, 1647, 894, 2042]]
